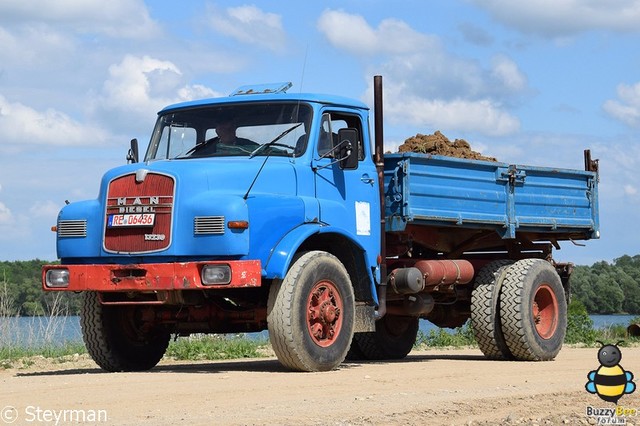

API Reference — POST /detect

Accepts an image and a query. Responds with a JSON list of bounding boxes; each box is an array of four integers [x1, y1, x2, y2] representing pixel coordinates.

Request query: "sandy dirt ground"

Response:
[[1, 347, 639, 425]]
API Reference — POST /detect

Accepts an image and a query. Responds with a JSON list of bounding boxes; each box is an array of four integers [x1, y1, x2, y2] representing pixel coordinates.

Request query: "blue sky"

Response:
[[1, 0, 639, 265]]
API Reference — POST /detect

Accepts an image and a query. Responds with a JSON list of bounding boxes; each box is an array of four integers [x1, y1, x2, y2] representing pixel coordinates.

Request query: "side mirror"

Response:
[[338, 128, 358, 169], [127, 138, 139, 163]]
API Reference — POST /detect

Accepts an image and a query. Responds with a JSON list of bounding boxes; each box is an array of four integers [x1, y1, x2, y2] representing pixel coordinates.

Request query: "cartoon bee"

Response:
[[586, 341, 636, 404]]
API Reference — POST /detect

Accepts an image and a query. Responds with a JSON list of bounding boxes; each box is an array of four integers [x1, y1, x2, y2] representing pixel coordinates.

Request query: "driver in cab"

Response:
[[192, 117, 257, 156]]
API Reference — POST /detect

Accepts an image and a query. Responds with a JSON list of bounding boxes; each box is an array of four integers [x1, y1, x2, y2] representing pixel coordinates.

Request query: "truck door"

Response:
[[311, 111, 380, 261]]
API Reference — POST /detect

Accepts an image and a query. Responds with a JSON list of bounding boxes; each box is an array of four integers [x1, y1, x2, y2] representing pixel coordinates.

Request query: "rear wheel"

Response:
[[354, 314, 419, 360], [499, 259, 567, 361], [267, 251, 355, 371], [470, 260, 514, 360], [81, 292, 170, 372], [345, 337, 366, 361]]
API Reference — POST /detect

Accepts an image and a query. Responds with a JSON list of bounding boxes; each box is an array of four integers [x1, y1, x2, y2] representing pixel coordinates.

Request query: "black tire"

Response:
[[267, 251, 355, 372], [344, 337, 366, 361], [354, 314, 419, 360], [500, 259, 567, 361], [470, 260, 514, 360], [81, 292, 170, 372]]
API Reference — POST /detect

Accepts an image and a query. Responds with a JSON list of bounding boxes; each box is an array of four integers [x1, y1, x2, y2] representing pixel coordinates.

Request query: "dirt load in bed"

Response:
[[398, 130, 497, 162]]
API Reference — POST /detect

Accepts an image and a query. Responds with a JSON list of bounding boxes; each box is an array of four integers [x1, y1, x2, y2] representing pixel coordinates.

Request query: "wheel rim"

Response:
[[532, 283, 558, 339], [306, 280, 343, 348]]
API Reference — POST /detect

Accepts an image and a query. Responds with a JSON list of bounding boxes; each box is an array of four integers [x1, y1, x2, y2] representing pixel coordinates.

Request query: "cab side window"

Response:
[[317, 112, 364, 161]]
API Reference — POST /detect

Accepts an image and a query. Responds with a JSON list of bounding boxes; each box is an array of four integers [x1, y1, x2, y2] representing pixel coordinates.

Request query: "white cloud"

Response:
[[0, 201, 12, 225], [0, 94, 108, 147], [491, 55, 527, 92], [624, 184, 638, 196], [100, 55, 183, 116], [28, 200, 61, 219], [317, 9, 438, 55], [468, 0, 640, 37], [0, 0, 160, 39], [0, 25, 75, 68], [385, 91, 520, 136], [91, 55, 224, 134], [319, 10, 524, 137], [208, 5, 286, 52], [603, 82, 640, 127], [373, 63, 523, 136], [178, 85, 223, 101]]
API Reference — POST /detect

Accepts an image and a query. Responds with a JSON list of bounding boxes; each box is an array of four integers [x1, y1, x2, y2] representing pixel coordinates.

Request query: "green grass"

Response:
[[0, 335, 269, 369], [165, 334, 269, 361], [0, 341, 87, 369], [412, 322, 640, 351]]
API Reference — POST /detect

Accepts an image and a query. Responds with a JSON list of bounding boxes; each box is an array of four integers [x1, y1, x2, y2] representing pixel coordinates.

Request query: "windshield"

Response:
[[145, 102, 312, 160]]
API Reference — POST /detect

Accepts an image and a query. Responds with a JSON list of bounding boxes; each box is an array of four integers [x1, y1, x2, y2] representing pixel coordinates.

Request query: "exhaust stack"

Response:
[[373, 75, 387, 320]]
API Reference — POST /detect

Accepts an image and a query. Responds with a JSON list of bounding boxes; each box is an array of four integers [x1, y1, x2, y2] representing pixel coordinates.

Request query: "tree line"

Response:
[[0, 260, 81, 316], [1, 255, 640, 316], [570, 255, 640, 314]]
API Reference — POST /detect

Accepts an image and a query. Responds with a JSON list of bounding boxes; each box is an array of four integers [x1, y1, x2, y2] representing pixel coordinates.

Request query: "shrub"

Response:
[[565, 299, 597, 344], [415, 321, 476, 348]]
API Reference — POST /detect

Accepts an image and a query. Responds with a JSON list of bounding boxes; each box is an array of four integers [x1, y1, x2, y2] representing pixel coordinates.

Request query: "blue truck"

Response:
[[42, 76, 599, 372]]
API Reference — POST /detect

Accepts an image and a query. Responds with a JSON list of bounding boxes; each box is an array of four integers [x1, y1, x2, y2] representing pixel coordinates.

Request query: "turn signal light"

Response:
[[227, 220, 249, 230]]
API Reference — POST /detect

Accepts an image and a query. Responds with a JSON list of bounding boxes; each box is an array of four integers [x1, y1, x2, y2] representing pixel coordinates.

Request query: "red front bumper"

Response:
[[42, 260, 262, 292]]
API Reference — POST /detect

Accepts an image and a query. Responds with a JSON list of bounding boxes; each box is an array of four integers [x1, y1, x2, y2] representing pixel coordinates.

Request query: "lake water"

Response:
[[589, 314, 637, 329], [1, 314, 637, 348]]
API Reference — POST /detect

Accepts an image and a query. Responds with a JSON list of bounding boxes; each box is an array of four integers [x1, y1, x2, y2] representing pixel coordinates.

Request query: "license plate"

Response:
[[108, 213, 155, 227]]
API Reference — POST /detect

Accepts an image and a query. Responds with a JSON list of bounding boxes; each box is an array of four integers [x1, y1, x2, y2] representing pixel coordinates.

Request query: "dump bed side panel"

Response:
[[384, 153, 599, 240], [513, 165, 598, 234]]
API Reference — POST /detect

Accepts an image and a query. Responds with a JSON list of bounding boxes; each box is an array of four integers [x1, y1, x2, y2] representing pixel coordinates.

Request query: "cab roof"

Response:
[[159, 92, 370, 114]]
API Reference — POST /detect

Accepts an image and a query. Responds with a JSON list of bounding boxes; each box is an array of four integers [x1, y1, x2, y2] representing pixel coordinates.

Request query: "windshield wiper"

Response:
[[249, 123, 302, 158]]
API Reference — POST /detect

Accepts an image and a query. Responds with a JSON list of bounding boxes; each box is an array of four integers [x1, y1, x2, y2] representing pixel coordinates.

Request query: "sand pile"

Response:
[[397, 131, 496, 162]]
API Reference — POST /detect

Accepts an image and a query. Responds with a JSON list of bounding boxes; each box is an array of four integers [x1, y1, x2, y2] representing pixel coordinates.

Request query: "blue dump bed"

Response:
[[384, 153, 599, 240]]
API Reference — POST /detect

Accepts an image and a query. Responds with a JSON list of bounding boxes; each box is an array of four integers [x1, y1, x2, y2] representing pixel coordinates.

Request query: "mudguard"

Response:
[[263, 223, 378, 303]]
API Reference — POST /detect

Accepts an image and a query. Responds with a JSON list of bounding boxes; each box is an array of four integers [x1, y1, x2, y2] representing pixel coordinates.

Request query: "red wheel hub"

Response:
[[532, 283, 558, 339], [307, 280, 343, 347]]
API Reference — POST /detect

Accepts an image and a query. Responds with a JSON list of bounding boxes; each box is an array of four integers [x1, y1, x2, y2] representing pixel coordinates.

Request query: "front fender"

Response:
[[263, 223, 322, 279], [263, 223, 378, 303]]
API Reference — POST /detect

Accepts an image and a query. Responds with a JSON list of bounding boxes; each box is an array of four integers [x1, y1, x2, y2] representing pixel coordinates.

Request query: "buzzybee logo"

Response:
[[585, 341, 636, 404]]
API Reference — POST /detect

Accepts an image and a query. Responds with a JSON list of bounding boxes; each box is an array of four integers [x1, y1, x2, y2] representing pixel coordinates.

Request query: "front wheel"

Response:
[[267, 251, 355, 372], [81, 292, 170, 372], [499, 259, 567, 361]]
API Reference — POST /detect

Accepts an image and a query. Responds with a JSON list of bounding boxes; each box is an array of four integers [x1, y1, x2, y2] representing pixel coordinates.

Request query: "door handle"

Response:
[[360, 174, 375, 185]]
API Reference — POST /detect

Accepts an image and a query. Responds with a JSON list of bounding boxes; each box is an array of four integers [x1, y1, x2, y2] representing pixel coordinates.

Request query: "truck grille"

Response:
[[103, 172, 175, 254]]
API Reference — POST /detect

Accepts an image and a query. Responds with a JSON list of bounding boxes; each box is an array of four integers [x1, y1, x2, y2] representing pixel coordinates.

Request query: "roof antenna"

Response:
[[298, 44, 308, 93]]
